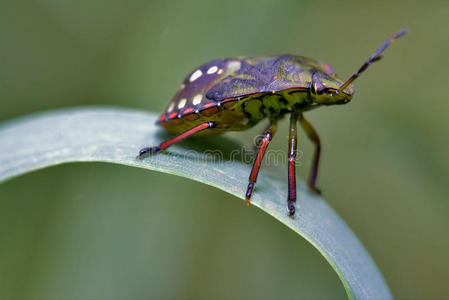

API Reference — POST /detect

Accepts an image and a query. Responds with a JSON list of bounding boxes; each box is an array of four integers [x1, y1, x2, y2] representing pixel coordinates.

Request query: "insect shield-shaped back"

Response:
[[206, 55, 315, 101]]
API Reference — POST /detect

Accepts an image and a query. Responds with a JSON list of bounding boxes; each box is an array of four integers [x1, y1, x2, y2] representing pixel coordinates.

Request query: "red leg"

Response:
[[245, 121, 278, 205], [252, 121, 272, 153], [287, 113, 299, 216], [138, 121, 216, 158], [299, 114, 321, 194]]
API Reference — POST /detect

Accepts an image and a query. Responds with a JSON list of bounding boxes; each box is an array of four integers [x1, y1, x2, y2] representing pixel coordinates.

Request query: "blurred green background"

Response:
[[1, 1, 448, 299]]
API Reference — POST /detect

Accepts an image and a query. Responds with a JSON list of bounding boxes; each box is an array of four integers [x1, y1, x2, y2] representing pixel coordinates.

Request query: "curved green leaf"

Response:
[[0, 107, 392, 299]]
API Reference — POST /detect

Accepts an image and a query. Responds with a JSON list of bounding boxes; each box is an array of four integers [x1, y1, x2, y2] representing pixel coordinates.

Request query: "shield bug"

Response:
[[139, 28, 408, 217]]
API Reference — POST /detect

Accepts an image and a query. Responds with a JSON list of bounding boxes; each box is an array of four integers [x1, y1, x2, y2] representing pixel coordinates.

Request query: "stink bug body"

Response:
[[139, 28, 408, 216]]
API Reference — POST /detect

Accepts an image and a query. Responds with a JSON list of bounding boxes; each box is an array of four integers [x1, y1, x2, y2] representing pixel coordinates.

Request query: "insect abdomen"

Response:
[[243, 90, 310, 120], [159, 89, 310, 135], [159, 98, 248, 135]]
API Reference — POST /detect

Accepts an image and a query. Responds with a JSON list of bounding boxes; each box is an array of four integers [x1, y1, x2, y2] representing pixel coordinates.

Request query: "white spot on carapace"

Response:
[[217, 69, 223, 75], [192, 94, 202, 105], [207, 66, 218, 74], [167, 102, 175, 112], [189, 69, 202, 82], [227, 60, 241, 73], [179, 83, 186, 90], [178, 98, 187, 109]]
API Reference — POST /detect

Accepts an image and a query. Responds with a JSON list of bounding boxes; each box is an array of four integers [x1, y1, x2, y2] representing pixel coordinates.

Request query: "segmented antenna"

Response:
[[338, 28, 409, 94]]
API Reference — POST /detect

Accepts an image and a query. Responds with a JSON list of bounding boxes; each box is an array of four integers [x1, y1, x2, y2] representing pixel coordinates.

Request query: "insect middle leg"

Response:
[[138, 121, 217, 158], [245, 120, 278, 205], [299, 114, 321, 194], [287, 112, 299, 216]]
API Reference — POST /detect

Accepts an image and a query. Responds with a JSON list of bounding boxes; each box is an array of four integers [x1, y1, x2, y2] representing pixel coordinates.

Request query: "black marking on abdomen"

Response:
[[259, 100, 266, 117], [242, 98, 264, 121], [261, 94, 288, 118], [241, 100, 252, 119], [280, 108, 291, 115], [294, 102, 305, 111], [279, 97, 289, 105]]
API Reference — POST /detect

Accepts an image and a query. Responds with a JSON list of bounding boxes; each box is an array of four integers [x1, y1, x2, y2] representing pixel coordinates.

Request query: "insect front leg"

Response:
[[299, 114, 321, 194], [138, 121, 217, 159], [245, 120, 278, 205], [287, 113, 299, 216]]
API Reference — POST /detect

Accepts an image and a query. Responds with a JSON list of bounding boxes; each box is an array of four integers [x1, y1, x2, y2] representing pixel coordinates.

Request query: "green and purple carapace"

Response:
[[139, 28, 408, 217]]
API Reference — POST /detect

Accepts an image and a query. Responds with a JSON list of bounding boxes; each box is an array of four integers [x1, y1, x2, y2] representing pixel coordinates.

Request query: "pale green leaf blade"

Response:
[[0, 107, 392, 299]]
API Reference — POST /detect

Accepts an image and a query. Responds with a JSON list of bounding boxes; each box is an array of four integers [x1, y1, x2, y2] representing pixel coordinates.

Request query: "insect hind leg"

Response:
[[138, 121, 217, 159], [299, 114, 321, 194]]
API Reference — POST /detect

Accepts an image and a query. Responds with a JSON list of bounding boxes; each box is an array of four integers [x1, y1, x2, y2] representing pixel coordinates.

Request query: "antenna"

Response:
[[338, 28, 409, 94]]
